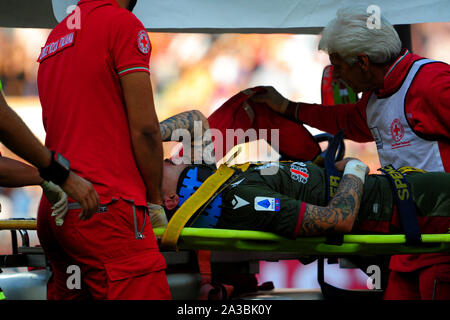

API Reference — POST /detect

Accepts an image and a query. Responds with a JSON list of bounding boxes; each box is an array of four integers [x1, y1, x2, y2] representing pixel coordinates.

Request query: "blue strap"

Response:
[[324, 130, 346, 245], [378, 165, 422, 245], [325, 130, 345, 201]]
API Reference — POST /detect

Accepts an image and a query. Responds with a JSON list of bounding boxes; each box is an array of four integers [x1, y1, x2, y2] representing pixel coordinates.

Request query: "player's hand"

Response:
[[61, 172, 99, 221], [41, 181, 68, 226], [248, 86, 290, 114], [336, 158, 370, 175], [148, 203, 168, 228]]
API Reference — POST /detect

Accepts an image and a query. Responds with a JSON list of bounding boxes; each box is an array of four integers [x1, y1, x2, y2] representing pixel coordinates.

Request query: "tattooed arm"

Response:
[[159, 110, 208, 141], [298, 159, 368, 236], [159, 110, 215, 164]]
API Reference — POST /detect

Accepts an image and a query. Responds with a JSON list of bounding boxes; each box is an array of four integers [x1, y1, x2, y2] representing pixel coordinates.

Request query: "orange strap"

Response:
[[196, 250, 234, 300], [197, 250, 212, 285]]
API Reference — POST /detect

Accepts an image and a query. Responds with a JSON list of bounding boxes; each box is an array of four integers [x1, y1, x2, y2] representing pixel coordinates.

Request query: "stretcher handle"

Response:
[[0, 219, 37, 230]]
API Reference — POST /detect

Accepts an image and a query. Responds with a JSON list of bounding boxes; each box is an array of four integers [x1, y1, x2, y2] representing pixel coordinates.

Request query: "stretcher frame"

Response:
[[154, 227, 449, 299], [154, 227, 450, 255], [2, 220, 448, 256], [1, 219, 449, 299]]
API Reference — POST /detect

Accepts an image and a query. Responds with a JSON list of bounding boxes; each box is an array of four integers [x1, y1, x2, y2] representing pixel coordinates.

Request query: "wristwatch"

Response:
[[39, 151, 71, 186]]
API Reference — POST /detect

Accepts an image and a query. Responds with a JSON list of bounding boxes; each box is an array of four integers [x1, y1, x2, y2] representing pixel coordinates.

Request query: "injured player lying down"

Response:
[[161, 158, 450, 238]]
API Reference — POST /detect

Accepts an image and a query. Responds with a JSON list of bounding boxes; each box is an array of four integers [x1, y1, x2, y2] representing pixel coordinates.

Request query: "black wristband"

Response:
[[38, 151, 71, 186]]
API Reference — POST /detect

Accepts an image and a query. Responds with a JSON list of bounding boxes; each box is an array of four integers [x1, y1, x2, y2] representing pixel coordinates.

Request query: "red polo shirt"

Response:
[[297, 49, 450, 171], [37, 0, 152, 206]]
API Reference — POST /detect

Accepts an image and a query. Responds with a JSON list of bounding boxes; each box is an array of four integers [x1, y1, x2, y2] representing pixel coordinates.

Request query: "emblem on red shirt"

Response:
[[38, 32, 76, 63], [137, 30, 150, 55], [390, 118, 405, 142], [290, 162, 309, 184]]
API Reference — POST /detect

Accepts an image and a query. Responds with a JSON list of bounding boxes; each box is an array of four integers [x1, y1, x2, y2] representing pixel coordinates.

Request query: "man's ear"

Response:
[[356, 54, 370, 72], [163, 193, 179, 210]]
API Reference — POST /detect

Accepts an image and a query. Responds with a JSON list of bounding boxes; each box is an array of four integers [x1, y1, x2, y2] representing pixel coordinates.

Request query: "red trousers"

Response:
[[384, 263, 450, 300], [37, 197, 171, 300]]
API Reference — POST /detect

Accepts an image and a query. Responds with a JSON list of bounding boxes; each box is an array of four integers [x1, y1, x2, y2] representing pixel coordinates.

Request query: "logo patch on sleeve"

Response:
[[290, 162, 309, 184], [254, 197, 280, 212], [137, 30, 151, 55], [231, 195, 250, 209]]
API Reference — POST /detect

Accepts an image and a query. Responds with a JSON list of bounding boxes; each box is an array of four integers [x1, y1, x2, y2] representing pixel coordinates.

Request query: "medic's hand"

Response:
[[61, 172, 99, 221], [248, 86, 290, 114], [148, 203, 168, 228], [41, 181, 68, 226]]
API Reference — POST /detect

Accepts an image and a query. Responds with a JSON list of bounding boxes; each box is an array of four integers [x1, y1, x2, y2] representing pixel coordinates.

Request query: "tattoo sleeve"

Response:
[[298, 174, 364, 236], [159, 110, 215, 163]]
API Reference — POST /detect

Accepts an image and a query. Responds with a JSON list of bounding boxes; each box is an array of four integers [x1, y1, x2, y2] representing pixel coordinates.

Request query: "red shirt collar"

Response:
[[375, 49, 422, 97], [77, 0, 120, 8]]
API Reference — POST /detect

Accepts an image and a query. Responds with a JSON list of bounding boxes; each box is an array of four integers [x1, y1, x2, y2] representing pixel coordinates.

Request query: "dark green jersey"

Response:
[[217, 161, 450, 238], [357, 171, 450, 234], [218, 161, 336, 237]]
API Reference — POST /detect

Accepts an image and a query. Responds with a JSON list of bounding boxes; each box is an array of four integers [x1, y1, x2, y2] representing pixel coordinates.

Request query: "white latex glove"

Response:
[[41, 181, 68, 226], [148, 203, 168, 228]]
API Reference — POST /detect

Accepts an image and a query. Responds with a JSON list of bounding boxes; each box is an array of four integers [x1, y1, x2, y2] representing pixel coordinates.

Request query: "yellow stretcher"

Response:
[[1, 219, 449, 255], [155, 228, 450, 255], [1, 219, 449, 300]]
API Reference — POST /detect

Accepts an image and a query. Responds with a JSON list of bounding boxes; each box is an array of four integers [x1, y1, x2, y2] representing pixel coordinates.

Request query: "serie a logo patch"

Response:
[[254, 197, 280, 212]]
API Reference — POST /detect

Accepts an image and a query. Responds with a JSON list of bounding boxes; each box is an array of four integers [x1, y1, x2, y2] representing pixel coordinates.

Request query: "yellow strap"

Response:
[[161, 163, 249, 250], [397, 166, 427, 174]]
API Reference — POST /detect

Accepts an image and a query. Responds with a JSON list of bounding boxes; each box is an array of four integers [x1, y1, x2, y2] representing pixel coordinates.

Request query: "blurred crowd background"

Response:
[[0, 22, 449, 290]]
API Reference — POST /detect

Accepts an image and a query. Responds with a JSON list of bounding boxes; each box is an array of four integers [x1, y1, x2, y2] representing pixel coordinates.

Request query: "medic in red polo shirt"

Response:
[[248, 8, 450, 300], [290, 51, 450, 299], [36, 0, 171, 300]]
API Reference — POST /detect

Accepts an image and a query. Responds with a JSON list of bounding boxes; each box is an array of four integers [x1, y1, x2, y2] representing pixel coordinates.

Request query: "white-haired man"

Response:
[[249, 7, 450, 300]]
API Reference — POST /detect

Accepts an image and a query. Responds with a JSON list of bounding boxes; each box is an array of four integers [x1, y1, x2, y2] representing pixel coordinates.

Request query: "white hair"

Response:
[[318, 7, 402, 65]]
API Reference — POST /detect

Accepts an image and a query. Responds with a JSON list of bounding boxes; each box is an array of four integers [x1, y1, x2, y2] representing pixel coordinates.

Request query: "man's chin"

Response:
[[345, 82, 363, 94]]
